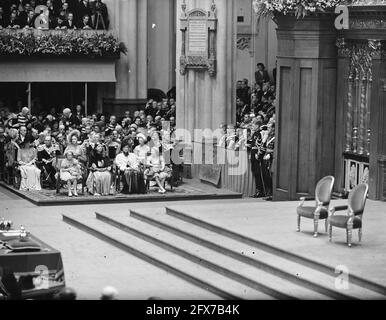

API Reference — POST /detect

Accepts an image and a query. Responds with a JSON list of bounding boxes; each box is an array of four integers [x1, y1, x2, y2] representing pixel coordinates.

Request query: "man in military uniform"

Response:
[[250, 119, 266, 198], [262, 120, 275, 200]]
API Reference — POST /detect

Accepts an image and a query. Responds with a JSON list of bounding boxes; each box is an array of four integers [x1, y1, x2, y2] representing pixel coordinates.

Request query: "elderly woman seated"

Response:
[[115, 143, 146, 194], [17, 136, 41, 191], [86, 143, 113, 196]]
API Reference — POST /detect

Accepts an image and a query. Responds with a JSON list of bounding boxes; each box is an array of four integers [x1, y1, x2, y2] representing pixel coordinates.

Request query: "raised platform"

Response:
[[0, 180, 242, 206], [62, 199, 386, 300]]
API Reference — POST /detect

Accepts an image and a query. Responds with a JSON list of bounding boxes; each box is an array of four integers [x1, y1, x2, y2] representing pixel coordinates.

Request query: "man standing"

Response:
[[255, 63, 270, 88], [250, 119, 266, 198]]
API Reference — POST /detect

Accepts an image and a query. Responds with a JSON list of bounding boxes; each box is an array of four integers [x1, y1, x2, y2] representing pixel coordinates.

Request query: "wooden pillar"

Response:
[[273, 13, 337, 201]]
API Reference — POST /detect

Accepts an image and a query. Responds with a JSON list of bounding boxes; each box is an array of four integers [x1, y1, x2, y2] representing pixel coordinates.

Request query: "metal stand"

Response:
[[94, 12, 106, 30]]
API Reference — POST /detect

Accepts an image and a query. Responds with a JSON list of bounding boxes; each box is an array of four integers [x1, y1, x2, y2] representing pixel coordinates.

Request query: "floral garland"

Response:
[[253, 0, 347, 18], [0, 31, 127, 58]]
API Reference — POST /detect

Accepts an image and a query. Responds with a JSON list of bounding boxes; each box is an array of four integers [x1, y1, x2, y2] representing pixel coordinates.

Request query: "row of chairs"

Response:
[[296, 176, 368, 247]]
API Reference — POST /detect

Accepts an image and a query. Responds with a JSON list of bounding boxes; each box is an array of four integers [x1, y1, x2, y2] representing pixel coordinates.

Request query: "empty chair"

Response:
[[328, 184, 368, 247], [297, 176, 335, 237]]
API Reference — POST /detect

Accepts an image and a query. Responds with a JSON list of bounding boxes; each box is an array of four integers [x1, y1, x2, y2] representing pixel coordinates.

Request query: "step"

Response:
[[96, 213, 326, 300], [165, 206, 386, 298], [62, 213, 273, 300], [130, 208, 385, 300]]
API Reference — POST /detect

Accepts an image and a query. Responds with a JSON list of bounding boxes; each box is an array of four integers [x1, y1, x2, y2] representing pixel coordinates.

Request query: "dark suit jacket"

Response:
[[255, 70, 270, 86], [64, 19, 76, 29], [23, 15, 36, 28], [76, 0, 91, 21], [77, 20, 93, 29]]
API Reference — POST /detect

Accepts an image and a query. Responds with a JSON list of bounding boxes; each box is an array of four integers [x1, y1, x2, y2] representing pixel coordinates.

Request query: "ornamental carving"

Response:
[[179, 2, 217, 77], [349, 17, 386, 30], [237, 36, 251, 51], [336, 38, 384, 79]]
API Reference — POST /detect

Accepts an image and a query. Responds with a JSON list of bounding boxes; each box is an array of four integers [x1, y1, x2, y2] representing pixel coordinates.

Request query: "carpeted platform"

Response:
[[0, 180, 242, 206]]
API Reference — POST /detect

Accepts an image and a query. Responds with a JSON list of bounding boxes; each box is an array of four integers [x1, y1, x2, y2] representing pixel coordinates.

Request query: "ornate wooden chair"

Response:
[[328, 183, 368, 247], [297, 176, 335, 237]]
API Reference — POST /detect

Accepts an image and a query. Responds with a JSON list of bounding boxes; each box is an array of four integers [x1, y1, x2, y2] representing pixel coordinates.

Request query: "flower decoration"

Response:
[[253, 0, 348, 18], [0, 30, 127, 58]]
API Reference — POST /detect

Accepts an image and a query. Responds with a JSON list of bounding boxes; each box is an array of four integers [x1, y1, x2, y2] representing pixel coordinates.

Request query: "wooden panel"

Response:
[[320, 65, 337, 178], [334, 57, 350, 192], [296, 67, 312, 194], [277, 66, 292, 192]]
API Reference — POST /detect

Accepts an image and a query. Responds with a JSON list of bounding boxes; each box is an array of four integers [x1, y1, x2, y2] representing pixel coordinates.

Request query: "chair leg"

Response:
[[358, 228, 362, 243], [297, 214, 301, 232], [325, 218, 328, 232], [313, 218, 319, 237], [329, 224, 333, 242], [347, 228, 353, 247]]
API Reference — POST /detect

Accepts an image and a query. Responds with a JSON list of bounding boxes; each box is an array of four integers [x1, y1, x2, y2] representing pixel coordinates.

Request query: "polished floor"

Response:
[[1, 185, 385, 299]]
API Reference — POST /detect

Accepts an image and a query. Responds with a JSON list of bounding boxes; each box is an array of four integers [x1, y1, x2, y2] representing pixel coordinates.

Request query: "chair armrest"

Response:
[[333, 205, 348, 212], [299, 196, 315, 201], [298, 196, 317, 207], [329, 205, 348, 217]]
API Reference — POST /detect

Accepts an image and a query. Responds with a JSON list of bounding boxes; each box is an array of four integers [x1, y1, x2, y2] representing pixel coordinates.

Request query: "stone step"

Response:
[[130, 208, 385, 300], [62, 213, 273, 300], [164, 206, 386, 298], [96, 212, 330, 300]]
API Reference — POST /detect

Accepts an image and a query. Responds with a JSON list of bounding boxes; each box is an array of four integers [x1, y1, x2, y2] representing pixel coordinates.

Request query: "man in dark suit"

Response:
[[7, 9, 20, 28], [75, 0, 90, 23], [77, 13, 92, 29], [64, 12, 76, 29], [23, 9, 36, 28], [255, 63, 270, 88], [53, 0, 74, 16]]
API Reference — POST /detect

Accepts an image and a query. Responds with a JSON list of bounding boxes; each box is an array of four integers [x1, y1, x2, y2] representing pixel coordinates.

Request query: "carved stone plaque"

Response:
[[180, 5, 217, 77]]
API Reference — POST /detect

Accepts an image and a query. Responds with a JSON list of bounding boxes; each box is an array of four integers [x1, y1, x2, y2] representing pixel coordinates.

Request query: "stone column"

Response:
[[106, 0, 148, 99], [176, 0, 237, 133]]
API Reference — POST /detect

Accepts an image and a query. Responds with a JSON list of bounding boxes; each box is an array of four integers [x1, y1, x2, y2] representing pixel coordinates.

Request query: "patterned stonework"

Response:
[[237, 36, 251, 50]]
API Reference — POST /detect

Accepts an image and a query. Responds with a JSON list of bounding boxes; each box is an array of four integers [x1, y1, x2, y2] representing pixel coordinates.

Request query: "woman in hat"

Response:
[[86, 143, 113, 196], [64, 129, 87, 164], [133, 133, 150, 165]]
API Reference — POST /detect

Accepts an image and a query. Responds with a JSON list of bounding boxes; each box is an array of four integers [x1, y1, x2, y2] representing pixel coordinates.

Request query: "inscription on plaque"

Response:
[[188, 20, 208, 54], [180, 6, 217, 76]]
